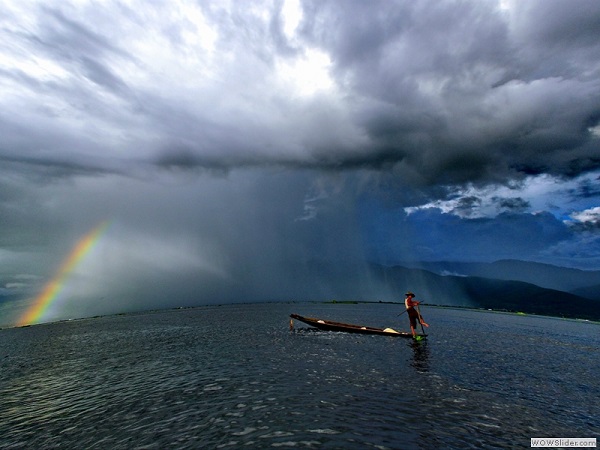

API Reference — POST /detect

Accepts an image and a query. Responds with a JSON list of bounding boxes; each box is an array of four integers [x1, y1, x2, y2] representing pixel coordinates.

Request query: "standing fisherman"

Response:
[[404, 292, 429, 337]]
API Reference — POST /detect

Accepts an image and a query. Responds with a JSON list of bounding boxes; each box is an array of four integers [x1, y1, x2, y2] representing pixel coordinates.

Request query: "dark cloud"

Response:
[[511, 0, 600, 57], [298, 0, 600, 186], [568, 175, 600, 200], [570, 222, 600, 233], [494, 197, 530, 213], [2, 0, 599, 186], [0, 154, 123, 180], [452, 196, 482, 216]]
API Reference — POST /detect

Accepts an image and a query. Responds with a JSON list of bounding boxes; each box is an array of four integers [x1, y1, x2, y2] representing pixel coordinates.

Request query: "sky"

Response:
[[1, 0, 600, 325]]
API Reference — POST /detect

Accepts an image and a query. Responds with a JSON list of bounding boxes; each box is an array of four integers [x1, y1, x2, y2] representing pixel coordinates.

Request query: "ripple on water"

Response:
[[0, 304, 598, 449]]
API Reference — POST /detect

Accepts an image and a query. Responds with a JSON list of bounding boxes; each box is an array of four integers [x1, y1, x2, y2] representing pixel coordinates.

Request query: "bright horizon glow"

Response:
[[16, 221, 111, 327]]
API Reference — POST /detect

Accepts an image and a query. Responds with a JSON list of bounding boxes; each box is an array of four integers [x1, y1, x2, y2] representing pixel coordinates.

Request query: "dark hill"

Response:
[[397, 260, 600, 293], [369, 264, 600, 321], [571, 284, 600, 301], [457, 276, 600, 320]]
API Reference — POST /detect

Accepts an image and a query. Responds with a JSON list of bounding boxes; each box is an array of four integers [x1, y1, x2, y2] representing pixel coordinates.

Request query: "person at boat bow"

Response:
[[404, 292, 429, 337]]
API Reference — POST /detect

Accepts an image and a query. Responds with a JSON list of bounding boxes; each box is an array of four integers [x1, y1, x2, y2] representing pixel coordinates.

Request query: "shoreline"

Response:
[[2, 299, 598, 330]]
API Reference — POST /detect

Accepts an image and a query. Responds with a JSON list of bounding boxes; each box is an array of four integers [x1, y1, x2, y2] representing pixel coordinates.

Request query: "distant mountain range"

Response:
[[394, 260, 600, 300], [367, 261, 600, 321]]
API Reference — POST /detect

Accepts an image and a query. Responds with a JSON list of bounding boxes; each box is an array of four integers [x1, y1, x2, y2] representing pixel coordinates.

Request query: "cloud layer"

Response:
[[1, 0, 600, 325], [2, 1, 599, 180]]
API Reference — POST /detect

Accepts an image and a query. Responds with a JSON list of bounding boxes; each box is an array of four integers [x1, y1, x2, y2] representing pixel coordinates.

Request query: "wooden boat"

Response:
[[289, 313, 426, 338]]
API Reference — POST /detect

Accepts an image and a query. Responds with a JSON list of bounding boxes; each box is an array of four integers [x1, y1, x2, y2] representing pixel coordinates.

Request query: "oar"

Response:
[[398, 303, 427, 316], [416, 304, 426, 335]]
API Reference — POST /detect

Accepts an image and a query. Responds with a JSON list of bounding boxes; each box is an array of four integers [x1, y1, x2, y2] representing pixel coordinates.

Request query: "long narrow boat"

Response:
[[290, 313, 426, 339]]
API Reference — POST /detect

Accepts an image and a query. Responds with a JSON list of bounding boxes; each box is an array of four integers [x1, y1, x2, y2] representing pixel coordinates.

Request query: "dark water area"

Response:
[[0, 302, 598, 449]]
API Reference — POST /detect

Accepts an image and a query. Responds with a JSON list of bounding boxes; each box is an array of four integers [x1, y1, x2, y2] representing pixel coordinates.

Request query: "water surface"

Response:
[[1, 302, 598, 448]]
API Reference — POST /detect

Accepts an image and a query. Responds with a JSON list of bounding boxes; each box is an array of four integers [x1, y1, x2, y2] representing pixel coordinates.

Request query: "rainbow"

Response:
[[17, 221, 111, 327]]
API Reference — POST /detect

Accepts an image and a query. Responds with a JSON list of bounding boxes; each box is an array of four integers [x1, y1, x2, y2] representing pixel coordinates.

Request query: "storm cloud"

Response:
[[1, 0, 600, 325], [3, 1, 599, 179]]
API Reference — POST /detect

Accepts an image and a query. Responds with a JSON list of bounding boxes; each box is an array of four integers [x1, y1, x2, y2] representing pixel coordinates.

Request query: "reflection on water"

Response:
[[410, 340, 430, 373]]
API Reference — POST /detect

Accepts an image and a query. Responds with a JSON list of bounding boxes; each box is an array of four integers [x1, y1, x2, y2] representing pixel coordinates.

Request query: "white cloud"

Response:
[[405, 171, 600, 220], [276, 48, 335, 97], [570, 206, 600, 224], [281, 0, 303, 40], [4, 283, 28, 289]]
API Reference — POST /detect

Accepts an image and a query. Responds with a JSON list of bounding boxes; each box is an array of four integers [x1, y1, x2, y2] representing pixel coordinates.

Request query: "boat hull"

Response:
[[290, 313, 426, 338]]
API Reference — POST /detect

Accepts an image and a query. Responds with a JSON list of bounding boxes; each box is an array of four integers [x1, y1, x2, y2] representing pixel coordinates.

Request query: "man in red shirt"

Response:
[[405, 291, 429, 337]]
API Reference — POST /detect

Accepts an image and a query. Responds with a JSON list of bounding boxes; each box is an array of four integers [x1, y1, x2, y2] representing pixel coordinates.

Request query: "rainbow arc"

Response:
[[17, 221, 111, 327]]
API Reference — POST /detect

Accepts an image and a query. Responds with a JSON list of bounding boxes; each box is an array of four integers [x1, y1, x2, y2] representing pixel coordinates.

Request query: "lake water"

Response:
[[1, 302, 598, 449]]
